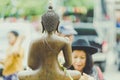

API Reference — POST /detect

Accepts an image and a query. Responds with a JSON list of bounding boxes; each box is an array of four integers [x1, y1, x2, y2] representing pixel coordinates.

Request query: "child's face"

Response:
[[8, 32, 17, 45], [72, 50, 86, 72]]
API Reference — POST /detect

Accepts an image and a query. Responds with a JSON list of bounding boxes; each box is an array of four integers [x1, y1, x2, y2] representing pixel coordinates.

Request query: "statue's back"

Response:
[[18, 35, 76, 80], [18, 5, 80, 80]]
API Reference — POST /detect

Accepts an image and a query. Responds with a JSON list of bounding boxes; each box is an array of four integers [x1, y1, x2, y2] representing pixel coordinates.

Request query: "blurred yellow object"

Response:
[[2, 47, 24, 76], [59, 63, 73, 80]]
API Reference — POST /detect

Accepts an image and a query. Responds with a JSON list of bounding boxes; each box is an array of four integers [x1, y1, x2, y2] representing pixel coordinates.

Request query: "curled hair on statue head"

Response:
[[41, 6, 60, 33]]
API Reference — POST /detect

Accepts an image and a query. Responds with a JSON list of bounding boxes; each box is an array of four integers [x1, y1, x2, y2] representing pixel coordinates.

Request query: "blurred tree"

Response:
[[18, 0, 47, 16], [64, 0, 94, 9], [0, 0, 48, 18]]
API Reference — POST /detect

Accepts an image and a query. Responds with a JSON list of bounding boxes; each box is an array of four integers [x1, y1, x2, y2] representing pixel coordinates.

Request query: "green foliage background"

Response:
[[0, 0, 48, 17], [0, 0, 93, 17], [64, 0, 94, 9]]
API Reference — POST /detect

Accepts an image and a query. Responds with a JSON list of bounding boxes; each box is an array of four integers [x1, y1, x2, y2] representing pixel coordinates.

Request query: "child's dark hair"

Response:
[[10, 31, 19, 37], [69, 50, 93, 75]]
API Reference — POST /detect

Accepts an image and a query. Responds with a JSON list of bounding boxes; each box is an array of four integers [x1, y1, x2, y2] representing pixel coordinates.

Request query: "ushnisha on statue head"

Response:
[[41, 6, 60, 33]]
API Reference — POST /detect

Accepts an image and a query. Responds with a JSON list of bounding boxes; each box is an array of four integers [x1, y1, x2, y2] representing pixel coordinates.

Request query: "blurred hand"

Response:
[[18, 35, 25, 42], [11, 35, 25, 54], [80, 73, 89, 80], [80, 73, 94, 80]]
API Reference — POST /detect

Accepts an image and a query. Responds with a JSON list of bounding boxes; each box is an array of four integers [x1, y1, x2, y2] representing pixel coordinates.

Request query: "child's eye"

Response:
[[81, 57, 85, 59]]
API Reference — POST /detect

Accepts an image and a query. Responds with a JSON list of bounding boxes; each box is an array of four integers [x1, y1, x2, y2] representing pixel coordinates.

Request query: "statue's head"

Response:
[[41, 6, 59, 33]]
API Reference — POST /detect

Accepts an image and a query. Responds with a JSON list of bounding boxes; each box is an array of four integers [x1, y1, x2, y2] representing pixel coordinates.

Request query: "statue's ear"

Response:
[[41, 21, 45, 33], [56, 21, 60, 32]]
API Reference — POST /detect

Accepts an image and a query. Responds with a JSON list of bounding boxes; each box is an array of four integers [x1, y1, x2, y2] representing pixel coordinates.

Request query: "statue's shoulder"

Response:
[[30, 38, 43, 46]]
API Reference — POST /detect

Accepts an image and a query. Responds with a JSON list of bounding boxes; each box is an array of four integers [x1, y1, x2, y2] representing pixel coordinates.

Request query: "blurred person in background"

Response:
[[116, 17, 120, 28], [58, 24, 77, 64], [0, 31, 25, 80], [58, 24, 77, 43], [69, 39, 104, 80]]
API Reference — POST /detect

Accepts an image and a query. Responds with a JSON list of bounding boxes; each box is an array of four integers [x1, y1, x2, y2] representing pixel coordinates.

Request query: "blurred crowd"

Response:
[[0, 5, 120, 80], [0, 15, 105, 80]]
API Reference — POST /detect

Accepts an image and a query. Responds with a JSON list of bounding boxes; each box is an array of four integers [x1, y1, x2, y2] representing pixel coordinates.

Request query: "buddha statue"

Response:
[[18, 6, 81, 80]]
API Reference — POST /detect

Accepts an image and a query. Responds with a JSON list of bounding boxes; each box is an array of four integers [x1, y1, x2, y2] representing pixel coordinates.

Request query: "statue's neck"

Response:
[[45, 31, 55, 35], [44, 31, 56, 35]]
